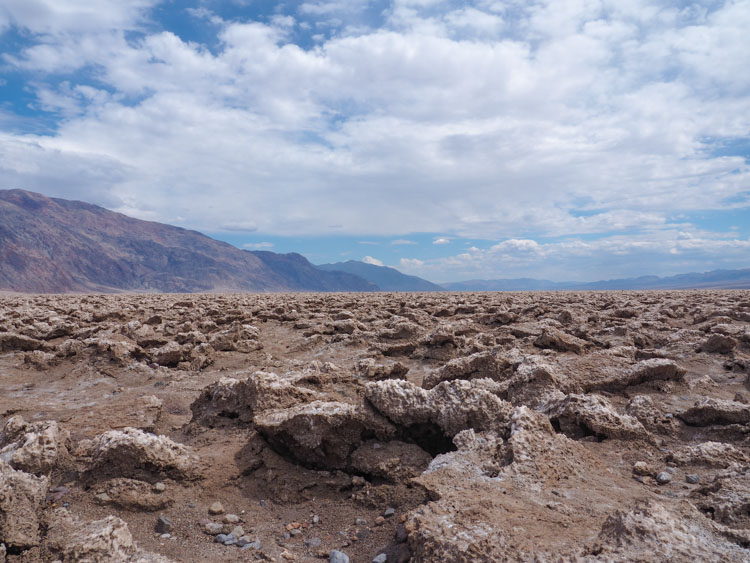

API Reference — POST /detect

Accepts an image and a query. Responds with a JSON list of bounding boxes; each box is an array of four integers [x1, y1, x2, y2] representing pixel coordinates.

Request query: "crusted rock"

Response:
[[585, 500, 749, 561], [625, 395, 678, 434], [151, 341, 186, 367], [0, 332, 46, 353], [667, 442, 749, 468], [356, 359, 409, 381], [350, 440, 432, 481], [190, 371, 318, 425], [690, 466, 750, 528], [87, 428, 200, 480], [209, 323, 262, 353], [534, 328, 589, 354], [699, 334, 738, 354], [46, 509, 174, 562], [678, 398, 750, 426], [254, 401, 396, 469], [0, 460, 48, 549], [585, 358, 686, 391], [0, 417, 71, 475], [540, 393, 651, 441], [422, 349, 515, 389], [92, 478, 173, 511], [504, 355, 568, 407], [365, 379, 513, 437]]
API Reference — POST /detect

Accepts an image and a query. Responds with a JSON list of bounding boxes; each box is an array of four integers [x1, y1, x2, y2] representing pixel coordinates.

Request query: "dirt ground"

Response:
[[1, 291, 749, 562]]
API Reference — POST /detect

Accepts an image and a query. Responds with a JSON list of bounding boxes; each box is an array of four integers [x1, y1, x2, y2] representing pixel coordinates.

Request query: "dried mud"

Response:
[[1, 290, 749, 562]]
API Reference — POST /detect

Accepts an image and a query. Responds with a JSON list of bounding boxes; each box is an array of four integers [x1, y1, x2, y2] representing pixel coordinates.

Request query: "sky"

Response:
[[1, 0, 749, 283]]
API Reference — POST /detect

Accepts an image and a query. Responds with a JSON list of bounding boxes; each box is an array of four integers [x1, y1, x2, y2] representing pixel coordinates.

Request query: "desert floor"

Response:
[[1, 291, 749, 562]]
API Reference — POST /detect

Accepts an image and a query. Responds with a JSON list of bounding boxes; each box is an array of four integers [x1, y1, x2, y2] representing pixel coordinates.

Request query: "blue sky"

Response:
[[1, 0, 749, 283]]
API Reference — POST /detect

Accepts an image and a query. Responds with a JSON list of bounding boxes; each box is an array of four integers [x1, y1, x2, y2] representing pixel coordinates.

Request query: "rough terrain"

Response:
[[1, 290, 749, 562]]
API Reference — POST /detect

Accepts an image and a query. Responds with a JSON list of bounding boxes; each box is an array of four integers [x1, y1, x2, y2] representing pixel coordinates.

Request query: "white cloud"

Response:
[[400, 257, 424, 268], [399, 230, 750, 281], [362, 255, 384, 266], [490, 238, 541, 253], [391, 239, 417, 245], [433, 237, 450, 245], [0, 0, 158, 35], [0, 0, 748, 265]]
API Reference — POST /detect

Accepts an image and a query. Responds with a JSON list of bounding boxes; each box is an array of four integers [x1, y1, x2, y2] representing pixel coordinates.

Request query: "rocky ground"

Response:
[[0, 290, 749, 562]]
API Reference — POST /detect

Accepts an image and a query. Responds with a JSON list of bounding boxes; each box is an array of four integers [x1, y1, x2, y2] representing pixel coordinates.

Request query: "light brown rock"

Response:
[[0, 461, 48, 549]]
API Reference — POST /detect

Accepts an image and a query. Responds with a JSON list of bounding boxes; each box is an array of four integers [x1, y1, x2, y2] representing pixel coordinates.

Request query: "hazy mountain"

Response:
[[250, 252, 378, 292], [317, 260, 444, 292], [442, 269, 750, 291], [0, 189, 376, 293]]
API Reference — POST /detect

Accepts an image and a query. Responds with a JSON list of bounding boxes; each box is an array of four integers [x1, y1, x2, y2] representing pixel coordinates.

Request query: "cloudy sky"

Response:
[[1, 0, 749, 282]]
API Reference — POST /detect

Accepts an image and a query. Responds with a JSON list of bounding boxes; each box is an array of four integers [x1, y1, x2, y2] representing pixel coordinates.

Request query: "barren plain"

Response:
[[1, 290, 749, 562]]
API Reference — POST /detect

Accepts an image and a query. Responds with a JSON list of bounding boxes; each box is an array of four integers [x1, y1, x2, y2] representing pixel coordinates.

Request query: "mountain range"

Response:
[[0, 189, 377, 293], [1, 189, 748, 293], [441, 269, 750, 291], [317, 260, 444, 292]]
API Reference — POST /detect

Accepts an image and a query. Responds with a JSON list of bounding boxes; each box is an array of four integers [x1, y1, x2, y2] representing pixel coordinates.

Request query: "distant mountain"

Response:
[[317, 260, 444, 292], [0, 189, 376, 293], [442, 268, 750, 291], [250, 252, 378, 292]]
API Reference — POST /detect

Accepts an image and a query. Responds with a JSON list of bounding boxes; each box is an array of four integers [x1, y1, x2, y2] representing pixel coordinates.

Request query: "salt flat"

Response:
[[1, 291, 749, 562]]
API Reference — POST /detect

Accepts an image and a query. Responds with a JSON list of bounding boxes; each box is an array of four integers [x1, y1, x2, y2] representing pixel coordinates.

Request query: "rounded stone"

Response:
[[655, 471, 672, 485], [686, 473, 700, 484], [330, 550, 350, 563], [209, 501, 225, 515]]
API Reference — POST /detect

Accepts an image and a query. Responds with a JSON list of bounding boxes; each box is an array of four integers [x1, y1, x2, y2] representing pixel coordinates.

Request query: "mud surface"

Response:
[[1, 291, 749, 562]]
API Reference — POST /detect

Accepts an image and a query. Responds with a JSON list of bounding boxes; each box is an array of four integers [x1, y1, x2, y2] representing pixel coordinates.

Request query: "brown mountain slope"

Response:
[[0, 189, 376, 293]]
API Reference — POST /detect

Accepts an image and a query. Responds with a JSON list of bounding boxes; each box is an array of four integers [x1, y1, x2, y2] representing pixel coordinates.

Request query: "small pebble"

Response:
[[656, 471, 672, 485], [330, 550, 350, 563], [686, 474, 700, 484], [214, 534, 228, 544], [154, 482, 166, 493], [290, 528, 302, 537], [154, 515, 173, 534], [383, 508, 395, 518], [231, 526, 245, 538], [240, 540, 261, 550], [209, 502, 225, 515], [223, 514, 240, 524], [160, 533, 171, 540], [304, 537, 322, 548], [281, 550, 296, 560], [204, 522, 223, 535], [223, 534, 237, 546], [354, 518, 367, 526], [375, 516, 385, 526], [312, 515, 320, 524], [351, 476, 366, 487], [372, 554, 387, 563]]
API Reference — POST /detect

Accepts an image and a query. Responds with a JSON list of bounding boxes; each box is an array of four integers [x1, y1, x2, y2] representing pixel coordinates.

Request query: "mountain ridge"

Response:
[[316, 260, 443, 292], [441, 268, 750, 291], [0, 189, 376, 293]]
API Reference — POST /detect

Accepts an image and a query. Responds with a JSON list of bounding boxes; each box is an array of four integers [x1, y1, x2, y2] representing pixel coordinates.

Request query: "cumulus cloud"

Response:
[[398, 230, 750, 282], [362, 255, 384, 266], [0, 0, 748, 281]]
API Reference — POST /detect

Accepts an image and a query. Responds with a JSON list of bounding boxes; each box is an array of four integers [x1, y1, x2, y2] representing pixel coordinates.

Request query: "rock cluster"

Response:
[[0, 290, 748, 561]]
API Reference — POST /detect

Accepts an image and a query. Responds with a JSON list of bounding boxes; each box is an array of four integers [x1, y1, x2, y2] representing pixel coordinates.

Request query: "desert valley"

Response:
[[1, 289, 749, 562]]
